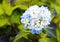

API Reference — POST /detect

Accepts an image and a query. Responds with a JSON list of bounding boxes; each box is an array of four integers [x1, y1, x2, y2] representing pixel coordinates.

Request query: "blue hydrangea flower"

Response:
[[21, 5, 51, 34]]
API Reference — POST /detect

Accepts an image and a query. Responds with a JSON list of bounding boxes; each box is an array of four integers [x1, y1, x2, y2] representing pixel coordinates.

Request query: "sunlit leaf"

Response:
[[39, 38, 57, 42], [2, 0, 28, 16], [0, 4, 4, 15], [2, 0, 12, 15]]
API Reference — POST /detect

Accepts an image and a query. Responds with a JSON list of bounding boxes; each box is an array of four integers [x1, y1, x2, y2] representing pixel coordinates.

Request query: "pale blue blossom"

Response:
[[21, 5, 51, 34]]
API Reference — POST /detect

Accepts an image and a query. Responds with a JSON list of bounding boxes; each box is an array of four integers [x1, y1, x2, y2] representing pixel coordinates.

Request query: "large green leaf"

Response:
[[12, 5, 28, 10], [18, 5, 28, 10], [39, 38, 57, 42], [0, 15, 8, 27], [2, 0, 12, 15], [0, 4, 4, 15], [2, 0, 28, 16], [13, 31, 30, 42]]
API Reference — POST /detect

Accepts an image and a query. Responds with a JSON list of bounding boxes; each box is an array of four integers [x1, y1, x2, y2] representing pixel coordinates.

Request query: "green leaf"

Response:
[[0, 4, 4, 15], [52, 14, 60, 24], [2, 0, 28, 16], [0, 16, 8, 27], [39, 38, 57, 42], [18, 5, 28, 10], [2, 0, 12, 15], [55, 6, 60, 14], [13, 31, 30, 42], [10, 11, 20, 24], [2, 0, 28, 15], [39, 32, 47, 38], [56, 28, 60, 42], [12, 5, 28, 10], [9, 5, 28, 14], [13, 0, 28, 10], [18, 25, 24, 30], [56, 0, 60, 5], [14, 0, 30, 5]]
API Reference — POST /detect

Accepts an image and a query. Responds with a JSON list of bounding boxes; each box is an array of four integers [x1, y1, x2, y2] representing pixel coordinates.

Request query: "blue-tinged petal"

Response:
[[24, 24, 27, 29], [31, 30, 36, 34], [36, 30, 42, 34]]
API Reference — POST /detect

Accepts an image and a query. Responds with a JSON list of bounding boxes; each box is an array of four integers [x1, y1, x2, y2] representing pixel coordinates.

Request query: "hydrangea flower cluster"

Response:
[[21, 5, 51, 34]]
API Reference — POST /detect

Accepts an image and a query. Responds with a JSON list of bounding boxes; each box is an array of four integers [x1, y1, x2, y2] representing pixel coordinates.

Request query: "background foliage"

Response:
[[0, 0, 60, 42]]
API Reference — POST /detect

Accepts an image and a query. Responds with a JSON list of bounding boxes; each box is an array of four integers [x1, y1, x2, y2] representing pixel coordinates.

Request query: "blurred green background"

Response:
[[0, 0, 60, 42]]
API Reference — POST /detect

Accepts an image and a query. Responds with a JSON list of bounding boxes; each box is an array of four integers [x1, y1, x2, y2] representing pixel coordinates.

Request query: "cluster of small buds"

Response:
[[21, 5, 51, 34]]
